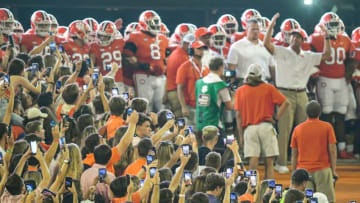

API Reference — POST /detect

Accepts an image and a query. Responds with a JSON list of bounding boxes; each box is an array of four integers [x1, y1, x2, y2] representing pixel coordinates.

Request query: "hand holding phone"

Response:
[[226, 168, 233, 179], [176, 118, 185, 129], [146, 155, 154, 165], [30, 141, 37, 155], [112, 88, 119, 96], [65, 177, 72, 188], [99, 168, 107, 183], [305, 189, 313, 198], [25, 180, 36, 193], [182, 144, 190, 157], [149, 167, 157, 178], [275, 184, 282, 199], [184, 171, 192, 185], [268, 179, 275, 189], [250, 174, 257, 187]]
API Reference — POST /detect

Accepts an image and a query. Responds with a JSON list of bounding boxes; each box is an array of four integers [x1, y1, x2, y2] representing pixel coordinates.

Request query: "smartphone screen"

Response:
[[140, 179, 144, 188], [305, 189, 313, 198], [92, 72, 99, 85], [122, 92, 129, 101], [176, 118, 185, 128], [65, 177, 72, 188], [149, 167, 156, 178], [4, 75, 10, 86], [58, 45, 64, 53], [268, 179, 275, 188], [106, 64, 112, 71], [230, 193, 237, 201], [184, 172, 192, 185], [226, 168, 233, 179], [275, 184, 282, 199], [112, 88, 119, 96], [310, 198, 318, 203], [127, 108, 133, 115], [86, 58, 91, 66], [56, 81, 62, 90], [59, 137, 66, 150], [50, 120, 56, 127], [25, 180, 36, 193], [226, 134, 234, 144], [184, 129, 190, 137], [0, 152, 3, 165], [182, 144, 190, 156], [250, 175, 257, 187], [146, 155, 154, 165], [99, 168, 107, 182], [42, 189, 56, 197], [30, 141, 37, 155], [49, 41, 56, 52], [166, 112, 173, 120], [244, 171, 251, 178], [83, 84, 88, 91]]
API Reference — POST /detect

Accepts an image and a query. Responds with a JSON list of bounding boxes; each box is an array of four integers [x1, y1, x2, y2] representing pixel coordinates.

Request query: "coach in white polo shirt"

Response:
[[264, 13, 331, 173], [227, 18, 275, 83]]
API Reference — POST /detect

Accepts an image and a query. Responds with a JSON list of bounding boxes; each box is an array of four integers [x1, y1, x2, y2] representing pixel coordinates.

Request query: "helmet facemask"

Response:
[[97, 32, 113, 46], [0, 20, 14, 35], [211, 34, 226, 49], [35, 22, 50, 37], [223, 23, 237, 37], [147, 17, 161, 35], [325, 21, 341, 37]]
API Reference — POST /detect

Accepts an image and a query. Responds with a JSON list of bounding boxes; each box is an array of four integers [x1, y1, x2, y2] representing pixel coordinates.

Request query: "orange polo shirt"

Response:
[[111, 191, 140, 203], [176, 59, 210, 107], [123, 158, 146, 177], [106, 115, 126, 140], [166, 46, 189, 91], [291, 118, 337, 172], [82, 147, 122, 174], [238, 193, 254, 203], [234, 83, 286, 128]]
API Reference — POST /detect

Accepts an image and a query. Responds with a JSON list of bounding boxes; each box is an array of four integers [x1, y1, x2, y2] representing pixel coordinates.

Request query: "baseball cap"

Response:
[[26, 107, 48, 119], [195, 27, 212, 39], [245, 64, 262, 78], [191, 41, 208, 49], [291, 168, 311, 183], [182, 33, 196, 43]]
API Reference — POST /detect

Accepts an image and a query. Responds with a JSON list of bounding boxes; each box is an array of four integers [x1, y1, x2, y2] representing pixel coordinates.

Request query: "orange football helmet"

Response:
[[138, 10, 161, 35], [31, 10, 51, 37], [280, 18, 301, 43], [97, 21, 117, 46], [68, 20, 90, 42], [319, 12, 341, 37], [0, 8, 15, 35], [217, 14, 238, 38], [208, 24, 226, 49], [124, 22, 140, 39]]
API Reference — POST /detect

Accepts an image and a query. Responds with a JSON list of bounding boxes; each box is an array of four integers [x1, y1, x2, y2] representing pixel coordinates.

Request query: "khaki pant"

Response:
[[167, 90, 182, 118], [306, 168, 336, 203], [277, 90, 308, 165]]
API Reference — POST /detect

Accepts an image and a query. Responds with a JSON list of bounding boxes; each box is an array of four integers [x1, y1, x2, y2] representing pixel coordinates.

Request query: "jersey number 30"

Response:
[[325, 47, 346, 65]]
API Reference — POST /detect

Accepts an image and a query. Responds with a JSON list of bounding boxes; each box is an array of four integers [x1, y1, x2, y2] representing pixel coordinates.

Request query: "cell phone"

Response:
[[59, 137, 66, 150], [182, 144, 190, 157], [83, 84, 88, 91], [140, 179, 144, 188], [24, 180, 36, 193], [112, 88, 119, 96], [237, 162, 244, 171], [42, 188, 56, 197], [92, 72, 99, 85], [244, 171, 252, 178], [149, 167, 156, 178], [49, 41, 56, 53], [50, 120, 56, 127], [3, 75, 10, 86], [166, 112, 173, 120], [226, 168, 233, 179], [0, 152, 3, 165], [225, 70, 235, 77], [275, 184, 282, 199], [310, 198, 318, 203], [56, 81, 62, 90], [127, 108, 133, 115], [226, 134, 235, 144], [230, 193, 237, 202], [106, 64, 112, 71], [250, 175, 257, 187], [58, 45, 64, 53], [99, 168, 107, 182], [176, 118, 185, 129], [122, 92, 129, 101], [30, 141, 37, 155], [65, 177, 72, 188], [49, 31, 53, 36], [188, 126, 193, 133], [349, 201, 356, 203], [8, 35, 14, 48], [32, 63, 39, 75], [46, 67, 52, 77], [86, 58, 91, 66], [146, 155, 154, 165], [8, 124, 11, 138], [184, 171, 192, 185], [184, 128, 190, 137], [305, 189, 313, 198], [268, 179, 276, 189]]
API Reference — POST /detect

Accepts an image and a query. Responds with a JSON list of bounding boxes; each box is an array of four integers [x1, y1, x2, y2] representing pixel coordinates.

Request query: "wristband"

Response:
[[179, 194, 185, 197], [54, 138, 59, 142], [6, 149, 13, 153]]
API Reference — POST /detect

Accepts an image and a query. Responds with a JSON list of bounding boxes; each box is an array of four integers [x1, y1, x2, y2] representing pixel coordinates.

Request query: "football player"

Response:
[[61, 20, 91, 62], [351, 27, 360, 159], [83, 17, 98, 44], [310, 12, 358, 158], [217, 14, 238, 47], [124, 22, 140, 40], [48, 14, 58, 34], [122, 10, 169, 112], [208, 24, 229, 58], [160, 23, 170, 38], [0, 8, 19, 47], [169, 23, 195, 50], [90, 21, 125, 92], [231, 9, 262, 43], [13, 20, 24, 35]]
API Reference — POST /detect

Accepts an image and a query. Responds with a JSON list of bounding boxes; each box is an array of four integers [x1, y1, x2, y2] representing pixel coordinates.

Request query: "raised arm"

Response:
[[319, 25, 331, 61], [49, 146, 70, 192], [98, 75, 110, 112], [29, 36, 53, 55], [264, 13, 280, 55], [116, 111, 139, 156], [151, 119, 175, 145], [2, 84, 14, 125], [35, 147, 51, 190], [169, 150, 191, 193], [65, 61, 82, 85]]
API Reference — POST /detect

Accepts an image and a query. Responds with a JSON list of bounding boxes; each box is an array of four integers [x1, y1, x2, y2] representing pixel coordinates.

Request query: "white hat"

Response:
[[182, 33, 196, 43], [313, 192, 329, 203], [245, 64, 262, 78], [26, 107, 48, 119]]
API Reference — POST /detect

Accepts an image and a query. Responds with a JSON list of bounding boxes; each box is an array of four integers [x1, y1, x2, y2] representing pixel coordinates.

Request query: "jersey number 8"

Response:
[[150, 43, 161, 60]]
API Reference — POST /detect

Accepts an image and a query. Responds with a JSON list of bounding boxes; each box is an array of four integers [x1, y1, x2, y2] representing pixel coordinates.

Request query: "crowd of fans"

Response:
[[0, 5, 359, 203]]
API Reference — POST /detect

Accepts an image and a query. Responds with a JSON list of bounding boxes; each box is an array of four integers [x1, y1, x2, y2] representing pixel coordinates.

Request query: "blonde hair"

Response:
[[23, 171, 42, 187], [157, 142, 174, 168], [58, 143, 83, 180]]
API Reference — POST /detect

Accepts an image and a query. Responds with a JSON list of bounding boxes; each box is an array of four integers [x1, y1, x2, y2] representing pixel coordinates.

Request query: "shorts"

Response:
[[244, 122, 279, 158]]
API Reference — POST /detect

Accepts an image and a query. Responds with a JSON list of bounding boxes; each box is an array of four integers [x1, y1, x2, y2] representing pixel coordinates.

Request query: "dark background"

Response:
[[1, 0, 359, 36]]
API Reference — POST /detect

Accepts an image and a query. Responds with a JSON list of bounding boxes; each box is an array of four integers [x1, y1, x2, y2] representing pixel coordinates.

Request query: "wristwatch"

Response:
[[64, 159, 70, 164]]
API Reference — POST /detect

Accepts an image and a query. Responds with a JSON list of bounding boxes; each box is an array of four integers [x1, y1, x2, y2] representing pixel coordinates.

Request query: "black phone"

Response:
[[99, 168, 107, 183], [24, 180, 36, 193], [166, 112, 173, 120], [65, 177, 72, 188], [184, 171, 192, 185], [8, 124, 11, 137], [182, 144, 190, 156], [226, 134, 235, 145], [176, 118, 185, 129], [149, 167, 157, 178], [8, 35, 14, 48], [0, 152, 3, 165], [244, 171, 252, 178], [305, 189, 313, 198], [275, 184, 282, 199], [146, 155, 154, 165], [42, 188, 56, 197], [184, 128, 190, 137], [86, 58, 91, 66], [46, 67, 52, 77], [49, 41, 56, 53], [4, 75, 10, 86], [224, 70, 235, 78], [32, 63, 39, 76], [58, 45, 64, 53], [230, 193, 237, 202], [106, 64, 112, 71], [56, 81, 62, 90]]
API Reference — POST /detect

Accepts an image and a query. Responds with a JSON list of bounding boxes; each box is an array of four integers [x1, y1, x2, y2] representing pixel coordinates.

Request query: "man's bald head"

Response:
[[306, 100, 321, 118]]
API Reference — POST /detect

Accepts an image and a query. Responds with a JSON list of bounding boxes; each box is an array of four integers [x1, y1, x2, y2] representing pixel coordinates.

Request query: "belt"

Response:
[[277, 87, 306, 92]]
